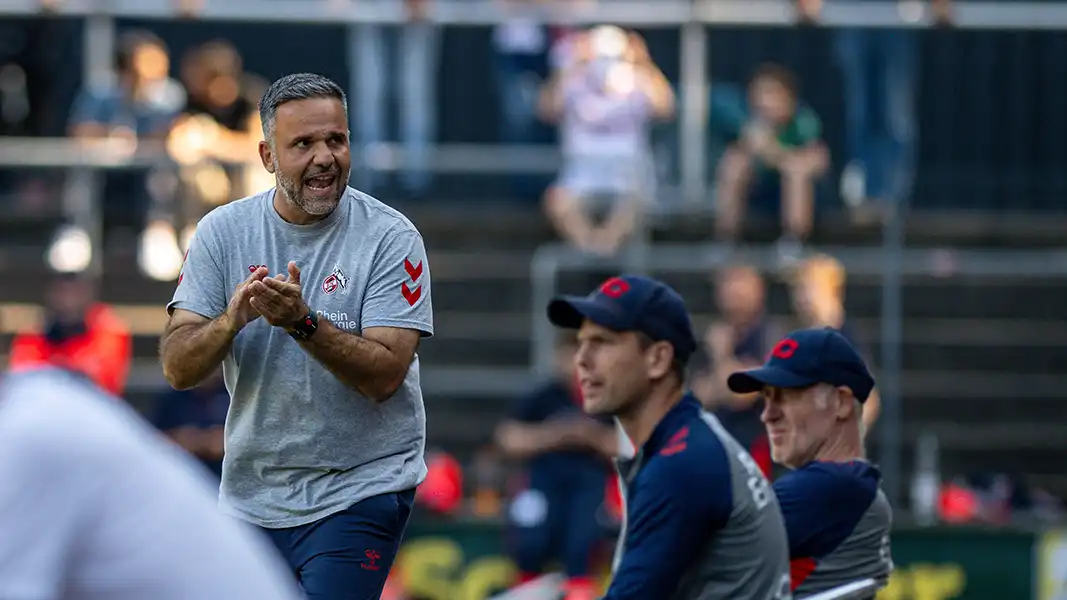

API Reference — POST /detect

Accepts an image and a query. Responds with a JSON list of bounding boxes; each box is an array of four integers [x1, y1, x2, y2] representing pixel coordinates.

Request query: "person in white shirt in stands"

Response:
[[0, 368, 303, 600], [539, 26, 674, 257]]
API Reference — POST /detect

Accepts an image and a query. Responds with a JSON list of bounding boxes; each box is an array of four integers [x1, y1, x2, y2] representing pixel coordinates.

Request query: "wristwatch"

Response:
[[288, 310, 319, 341]]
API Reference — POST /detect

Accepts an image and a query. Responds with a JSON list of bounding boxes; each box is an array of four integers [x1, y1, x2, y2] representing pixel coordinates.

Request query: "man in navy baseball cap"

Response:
[[727, 327, 875, 406], [549, 274, 697, 356], [546, 276, 794, 600], [547, 274, 698, 418], [728, 327, 874, 470], [728, 328, 893, 597]]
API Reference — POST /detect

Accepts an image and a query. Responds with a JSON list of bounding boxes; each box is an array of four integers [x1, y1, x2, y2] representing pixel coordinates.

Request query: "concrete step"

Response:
[[11, 305, 1067, 375], [907, 395, 1067, 426], [81, 323, 1067, 377], [406, 205, 1067, 250]]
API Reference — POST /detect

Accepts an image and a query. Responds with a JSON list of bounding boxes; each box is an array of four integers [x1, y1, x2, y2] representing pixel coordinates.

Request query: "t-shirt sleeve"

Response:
[[0, 423, 84, 599], [773, 465, 878, 588], [359, 229, 434, 337], [604, 450, 732, 598], [166, 215, 228, 319]]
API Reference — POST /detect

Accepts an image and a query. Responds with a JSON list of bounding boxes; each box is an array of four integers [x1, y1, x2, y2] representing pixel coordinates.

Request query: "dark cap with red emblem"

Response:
[[727, 327, 876, 402], [546, 274, 698, 363]]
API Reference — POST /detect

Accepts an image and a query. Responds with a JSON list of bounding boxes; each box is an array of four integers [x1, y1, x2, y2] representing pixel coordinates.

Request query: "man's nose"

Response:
[[574, 345, 592, 370], [760, 402, 779, 424], [311, 144, 335, 167]]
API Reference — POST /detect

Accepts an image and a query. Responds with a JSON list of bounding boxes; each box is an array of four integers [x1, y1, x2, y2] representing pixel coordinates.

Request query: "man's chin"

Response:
[[582, 398, 611, 416], [770, 446, 797, 469], [295, 192, 341, 216]]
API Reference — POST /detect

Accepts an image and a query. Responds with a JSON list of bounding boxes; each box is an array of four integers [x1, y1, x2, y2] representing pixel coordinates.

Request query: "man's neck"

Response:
[[813, 426, 865, 464], [617, 384, 685, 453]]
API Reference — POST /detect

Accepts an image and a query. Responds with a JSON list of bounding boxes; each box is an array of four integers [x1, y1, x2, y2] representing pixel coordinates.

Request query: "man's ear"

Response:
[[834, 386, 855, 420], [645, 341, 675, 381], [258, 140, 274, 173]]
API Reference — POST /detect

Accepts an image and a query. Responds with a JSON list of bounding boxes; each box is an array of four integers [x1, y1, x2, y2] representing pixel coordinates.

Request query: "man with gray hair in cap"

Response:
[[547, 274, 792, 600], [728, 327, 893, 598]]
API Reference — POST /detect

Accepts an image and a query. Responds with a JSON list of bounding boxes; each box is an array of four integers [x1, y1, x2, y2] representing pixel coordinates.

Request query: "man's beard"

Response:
[[274, 158, 349, 217]]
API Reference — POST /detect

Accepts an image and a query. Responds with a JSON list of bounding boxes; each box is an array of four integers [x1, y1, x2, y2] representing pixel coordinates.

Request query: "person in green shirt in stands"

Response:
[[714, 64, 828, 263]]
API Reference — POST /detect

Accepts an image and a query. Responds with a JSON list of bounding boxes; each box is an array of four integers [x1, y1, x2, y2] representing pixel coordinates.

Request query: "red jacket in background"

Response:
[[8, 303, 132, 396]]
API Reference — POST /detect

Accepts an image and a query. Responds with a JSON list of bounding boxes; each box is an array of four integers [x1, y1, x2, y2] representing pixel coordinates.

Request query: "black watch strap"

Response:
[[288, 310, 319, 341]]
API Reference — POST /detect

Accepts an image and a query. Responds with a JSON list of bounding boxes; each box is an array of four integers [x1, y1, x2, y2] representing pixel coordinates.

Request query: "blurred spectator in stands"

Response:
[[0, 15, 82, 213], [143, 40, 269, 281], [349, 0, 439, 200], [492, 0, 554, 201], [690, 265, 781, 478], [789, 254, 881, 429], [494, 334, 616, 600], [63, 30, 184, 280], [68, 29, 183, 146], [540, 26, 673, 257], [797, 0, 950, 222], [7, 272, 131, 397], [152, 368, 228, 479], [0, 15, 74, 138], [715, 64, 827, 264]]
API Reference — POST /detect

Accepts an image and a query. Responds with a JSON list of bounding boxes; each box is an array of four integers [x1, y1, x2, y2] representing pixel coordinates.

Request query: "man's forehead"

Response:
[[275, 98, 348, 130], [763, 383, 820, 396], [577, 320, 627, 339]]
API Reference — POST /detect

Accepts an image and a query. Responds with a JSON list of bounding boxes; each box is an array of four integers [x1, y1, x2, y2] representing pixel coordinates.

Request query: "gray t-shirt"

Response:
[[774, 461, 893, 598], [608, 396, 792, 600], [167, 186, 434, 528]]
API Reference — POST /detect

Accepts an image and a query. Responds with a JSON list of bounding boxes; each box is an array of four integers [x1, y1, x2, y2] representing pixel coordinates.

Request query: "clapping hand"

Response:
[[248, 262, 309, 329], [225, 266, 268, 332]]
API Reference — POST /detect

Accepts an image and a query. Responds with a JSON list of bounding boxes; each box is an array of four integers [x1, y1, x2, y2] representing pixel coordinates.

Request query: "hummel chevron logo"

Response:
[[401, 258, 424, 306], [404, 259, 423, 281], [402, 282, 421, 306]]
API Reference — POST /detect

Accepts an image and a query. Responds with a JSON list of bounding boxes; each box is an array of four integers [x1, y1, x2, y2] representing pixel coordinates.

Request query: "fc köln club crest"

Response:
[[322, 266, 349, 295]]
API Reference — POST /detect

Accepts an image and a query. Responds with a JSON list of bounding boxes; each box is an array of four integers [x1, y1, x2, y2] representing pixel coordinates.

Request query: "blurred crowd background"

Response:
[[2, 0, 1067, 598]]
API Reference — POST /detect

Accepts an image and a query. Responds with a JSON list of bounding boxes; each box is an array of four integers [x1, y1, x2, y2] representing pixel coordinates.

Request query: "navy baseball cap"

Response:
[[727, 327, 876, 402], [546, 275, 698, 362]]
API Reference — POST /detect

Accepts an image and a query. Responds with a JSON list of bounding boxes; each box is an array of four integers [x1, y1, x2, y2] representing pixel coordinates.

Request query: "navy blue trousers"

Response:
[[263, 489, 415, 600]]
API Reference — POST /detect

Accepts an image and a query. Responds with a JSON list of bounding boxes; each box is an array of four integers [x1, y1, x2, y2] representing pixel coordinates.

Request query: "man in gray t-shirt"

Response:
[[160, 73, 433, 599]]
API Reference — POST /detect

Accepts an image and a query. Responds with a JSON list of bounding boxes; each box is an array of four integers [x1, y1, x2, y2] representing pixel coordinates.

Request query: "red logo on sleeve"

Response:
[[401, 258, 423, 306], [659, 426, 690, 456]]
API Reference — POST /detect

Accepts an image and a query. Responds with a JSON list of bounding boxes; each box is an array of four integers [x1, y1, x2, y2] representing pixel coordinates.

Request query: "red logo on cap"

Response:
[[770, 338, 799, 360], [600, 277, 631, 298]]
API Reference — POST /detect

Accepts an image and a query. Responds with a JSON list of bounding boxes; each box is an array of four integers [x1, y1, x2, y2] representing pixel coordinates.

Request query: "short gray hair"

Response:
[[259, 72, 348, 143]]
